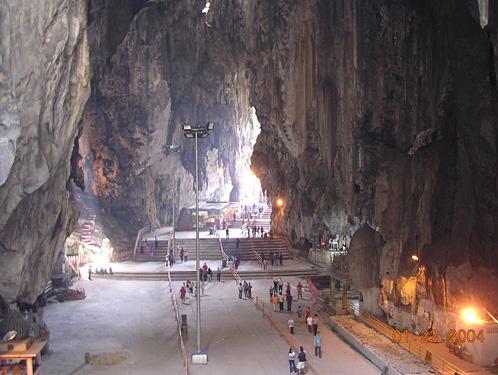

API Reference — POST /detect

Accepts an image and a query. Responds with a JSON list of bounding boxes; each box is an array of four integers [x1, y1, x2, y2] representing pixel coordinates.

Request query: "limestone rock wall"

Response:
[[80, 1, 258, 248], [0, 1, 90, 303], [248, 0, 498, 316]]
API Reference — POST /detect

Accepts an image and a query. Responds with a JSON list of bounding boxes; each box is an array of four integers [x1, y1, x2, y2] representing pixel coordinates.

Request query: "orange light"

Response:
[[411, 255, 419, 261], [276, 198, 284, 207], [461, 307, 484, 325]]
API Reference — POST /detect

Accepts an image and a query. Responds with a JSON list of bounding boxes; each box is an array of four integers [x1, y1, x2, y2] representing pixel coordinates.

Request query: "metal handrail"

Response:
[[247, 237, 263, 264], [217, 233, 241, 283], [132, 225, 151, 258], [167, 265, 189, 375], [346, 302, 467, 375]]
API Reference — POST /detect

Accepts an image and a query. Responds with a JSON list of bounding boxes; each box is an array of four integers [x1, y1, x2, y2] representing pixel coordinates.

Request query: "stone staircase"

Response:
[[135, 239, 169, 262], [222, 236, 292, 261], [74, 193, 98, 245], [174, 238, 222, 261]]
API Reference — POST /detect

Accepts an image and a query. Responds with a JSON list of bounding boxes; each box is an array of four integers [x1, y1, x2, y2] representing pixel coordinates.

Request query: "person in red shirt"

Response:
[[296, 281, 303, 300], [202, 262, 208, 272], [179, 285, 187, 304]]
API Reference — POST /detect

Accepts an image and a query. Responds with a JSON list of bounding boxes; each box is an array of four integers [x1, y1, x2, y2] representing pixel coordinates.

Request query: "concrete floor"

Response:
[[43, 276, 379, 374]]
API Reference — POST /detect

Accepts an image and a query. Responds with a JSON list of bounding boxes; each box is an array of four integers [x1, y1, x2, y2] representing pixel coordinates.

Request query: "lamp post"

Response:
[[182, 122, 214, 363], [164, 145, 183, 256]]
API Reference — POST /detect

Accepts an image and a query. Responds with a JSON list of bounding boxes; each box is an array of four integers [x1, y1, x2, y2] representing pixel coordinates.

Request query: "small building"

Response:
[[177, 201, 239, 231]]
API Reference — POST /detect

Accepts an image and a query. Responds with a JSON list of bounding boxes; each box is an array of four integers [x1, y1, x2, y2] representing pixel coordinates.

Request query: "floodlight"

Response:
[[206, 122, 214, 130], [2, 330, 17, 342], [185, 132, 195, 138], [183, 124, 192, 130]]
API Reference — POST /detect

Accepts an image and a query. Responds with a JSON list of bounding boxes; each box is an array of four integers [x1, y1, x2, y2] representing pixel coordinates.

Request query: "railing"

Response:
[[217, 233, 241, 284], [247, 238, 263, 265], [132, 225, 151, 258], [167, 265, 189, 375], [278, 235, 295, 259], [250, 293, 318, 375], [346, 302, 467, 375]]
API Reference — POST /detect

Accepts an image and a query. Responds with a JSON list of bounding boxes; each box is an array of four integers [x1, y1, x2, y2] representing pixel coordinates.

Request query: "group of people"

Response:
[[179, 279, 204, 303], [139, 237, 158, 256], [87, 265, 113, 280], [237, 280, 253, 299], [261, 251, 284, 269]]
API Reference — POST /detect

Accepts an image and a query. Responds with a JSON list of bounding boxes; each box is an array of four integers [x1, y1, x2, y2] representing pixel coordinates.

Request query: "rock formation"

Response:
[[0, 0, 497, 331], [0, 1, 90, 304]]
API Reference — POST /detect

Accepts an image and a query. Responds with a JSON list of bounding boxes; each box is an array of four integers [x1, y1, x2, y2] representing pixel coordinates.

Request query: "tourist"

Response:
[[287, 294, 293, 312], [88, 265, 93, 281], [238, 283, 243, 299], [296, 305, 303, 320], [203, 262, 208, 272], [226, 228, 230, 239], [216, 267, 222, 282], [269, 285, 274, 299], [271, 294, 278, 312], [306, 314, 313, 333], [184, 249, 188, 262], [278, 293, 285, 312], [207, 267, 213, 282], [109, 267, 113, 275], [278, 278, 284, 293], [188, 280, 193, 295], [270, 252, 275, 266], [314, 332, 322, 358], [296, 281, 303, 300], [288, 318, 294, 335], [312, 314, 319, 336], [296, 346, 307, 374], [279, 253, 283, 266], [140, 243, 144, 254], [286, 283, 291, 296], [247, 282, 253, 299], [179, 285, 186, 304], [263, 258, 268, 271], [305, 306, 312, 319], [154, 236, 158, 252], [243, 280, 248, 298], [236, 238, 240, 249], [288, 348, 297, 373], [180, 247, 184, 262]]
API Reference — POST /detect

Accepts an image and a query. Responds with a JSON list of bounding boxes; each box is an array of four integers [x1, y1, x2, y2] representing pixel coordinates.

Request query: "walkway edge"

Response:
[[328, 317, 401, 375]]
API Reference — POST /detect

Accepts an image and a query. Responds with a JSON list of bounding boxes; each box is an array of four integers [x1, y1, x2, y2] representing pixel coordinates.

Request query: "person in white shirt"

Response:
[[288, 348, 297, 373]]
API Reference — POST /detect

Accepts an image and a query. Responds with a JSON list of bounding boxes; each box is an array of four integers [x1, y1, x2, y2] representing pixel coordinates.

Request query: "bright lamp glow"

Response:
[[461, 307, 484, 325], [411, 254, 419, 261], [206, 122, 214, 130], [182, 124, 192, 130], [276, 198, 284, 207]]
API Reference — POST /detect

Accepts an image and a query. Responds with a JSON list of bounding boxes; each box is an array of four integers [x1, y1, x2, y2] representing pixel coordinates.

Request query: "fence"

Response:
[[346, 302, 467, 375], [217, 233, 241, 283], [167, 265, 189, 375], [132, 225, 151, 258]]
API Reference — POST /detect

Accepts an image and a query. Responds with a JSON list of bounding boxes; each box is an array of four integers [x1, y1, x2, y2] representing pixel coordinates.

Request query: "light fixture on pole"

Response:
[[164, 145, 183, 256], [182, 122, 214, 365]]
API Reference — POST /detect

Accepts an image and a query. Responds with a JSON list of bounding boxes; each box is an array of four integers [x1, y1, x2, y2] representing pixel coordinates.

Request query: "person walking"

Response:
[[243, 280, 248, 298], [287, 294, 293, 312], [238, 283, 243, 299], [312, 314, 319, 336], [278, 278, 284, 293], [296, 281, 303, 300], [184, 249, 188, 262], [236, 238, 240, 249], [296, 305, 303, 321], [207, 267, 213, 282], [297, 346, 307, 374], [279, 253, 283, 266], [179, 285, 186, 304], [247, 283, 253, 299], [271, 294, 279, 312], [278, 293, 285, 312], [88, 265, 93, 281], [180, 247, 184, 262], [263, 258, 268, 271], [226, 228, 229, 238], [288, 318, 294, 335], [314, 332, 322, 358], [154, 236, 158, 252], [216, 267, 222, 282], [288, 348, 297, 373], [306, 314, 313, 333]]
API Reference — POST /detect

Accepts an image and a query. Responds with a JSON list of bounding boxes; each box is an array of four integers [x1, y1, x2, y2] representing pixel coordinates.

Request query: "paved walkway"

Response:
[[246, 278, 379, 375]]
